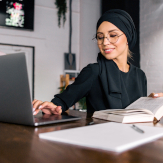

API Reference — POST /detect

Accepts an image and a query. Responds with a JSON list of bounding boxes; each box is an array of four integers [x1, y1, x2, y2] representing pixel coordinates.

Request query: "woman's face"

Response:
[[97, 21, 128, 61]]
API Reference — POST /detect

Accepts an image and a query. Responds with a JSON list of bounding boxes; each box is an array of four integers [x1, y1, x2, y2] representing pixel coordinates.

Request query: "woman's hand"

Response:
[[148, 93, 163, 98], [32, 99, 62, 115]]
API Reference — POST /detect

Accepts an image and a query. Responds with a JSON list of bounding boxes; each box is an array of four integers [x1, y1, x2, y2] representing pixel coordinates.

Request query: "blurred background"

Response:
[[0, 0, 162, 102]]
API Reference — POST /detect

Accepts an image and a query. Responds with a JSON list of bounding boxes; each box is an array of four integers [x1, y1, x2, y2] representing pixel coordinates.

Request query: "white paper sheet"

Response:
[[39, 122, 163, 153]]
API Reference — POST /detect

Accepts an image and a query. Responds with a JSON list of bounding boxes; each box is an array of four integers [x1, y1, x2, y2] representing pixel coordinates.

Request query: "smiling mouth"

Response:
[[104, 49, 114, 53]]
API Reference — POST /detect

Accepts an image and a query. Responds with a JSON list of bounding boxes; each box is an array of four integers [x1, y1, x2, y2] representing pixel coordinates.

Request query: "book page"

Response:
[[125, 97, 163, 114], [108, 112, 152, 116], [107, 110, 153, 116], [105, 109, 152, 114], [95, 109, 153, 116]]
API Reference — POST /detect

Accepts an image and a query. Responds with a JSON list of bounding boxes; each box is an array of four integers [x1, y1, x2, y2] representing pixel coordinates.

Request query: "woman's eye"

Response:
[[110, 35, 117, 37], [97, 37, 103, 40]]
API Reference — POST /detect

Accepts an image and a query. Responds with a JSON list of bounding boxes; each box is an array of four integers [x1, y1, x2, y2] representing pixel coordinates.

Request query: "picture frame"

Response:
[[0, 43, 35, 99]]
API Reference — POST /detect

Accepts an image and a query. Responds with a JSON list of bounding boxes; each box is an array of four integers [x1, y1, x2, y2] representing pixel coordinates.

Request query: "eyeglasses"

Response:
[[92, 32, 124, 45]]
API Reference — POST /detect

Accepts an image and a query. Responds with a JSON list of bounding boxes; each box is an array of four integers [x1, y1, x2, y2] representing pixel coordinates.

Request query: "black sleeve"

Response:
[[144, 74, 147, 96], [51, 64, 98, 112]]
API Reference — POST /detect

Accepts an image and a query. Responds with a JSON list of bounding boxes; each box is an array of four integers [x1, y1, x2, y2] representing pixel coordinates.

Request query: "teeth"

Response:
[[105, 49, 112, 51]]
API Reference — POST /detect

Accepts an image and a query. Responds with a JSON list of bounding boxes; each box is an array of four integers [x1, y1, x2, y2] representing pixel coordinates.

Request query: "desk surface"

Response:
[[1, 110, 163, 163]]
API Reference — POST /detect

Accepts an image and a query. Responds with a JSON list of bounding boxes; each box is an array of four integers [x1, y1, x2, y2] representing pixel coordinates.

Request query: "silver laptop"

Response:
[[0, 53, 81, 126]]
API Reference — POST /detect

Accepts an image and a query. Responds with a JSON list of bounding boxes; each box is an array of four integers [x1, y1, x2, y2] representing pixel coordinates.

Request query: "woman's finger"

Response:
[[148, 93, 155, 97], [154, 93, 163, 97], [40, 102, 56, 109], [33, 100, 43, 111], [32, 99, 38, 105], [40, 102, 62, 115], [52, 106, 62, 114], [33, 108, 41, 115], [33, 101, 62, 115], [41, 108, 52, 114], [148, 92, 163, 98]]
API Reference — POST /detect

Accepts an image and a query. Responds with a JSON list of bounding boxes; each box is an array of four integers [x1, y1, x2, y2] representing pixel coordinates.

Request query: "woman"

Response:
[[33, 9, 162, 115]]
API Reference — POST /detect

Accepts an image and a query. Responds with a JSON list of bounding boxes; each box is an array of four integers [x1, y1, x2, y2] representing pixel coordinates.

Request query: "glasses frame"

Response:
[[92, 33, 124, 45]]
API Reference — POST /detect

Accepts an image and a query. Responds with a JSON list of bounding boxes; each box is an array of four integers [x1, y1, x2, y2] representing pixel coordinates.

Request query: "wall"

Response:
[[0, 0, 101, 101], [79, 0, 101, 69], [140, 0, 163, 95]]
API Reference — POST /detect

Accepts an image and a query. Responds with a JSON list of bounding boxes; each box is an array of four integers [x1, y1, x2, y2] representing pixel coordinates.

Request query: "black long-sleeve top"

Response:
[[51, 60, 147, 113]]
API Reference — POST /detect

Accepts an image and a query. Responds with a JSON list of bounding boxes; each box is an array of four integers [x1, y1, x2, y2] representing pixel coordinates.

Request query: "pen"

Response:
[[131, 125, 144, 134], [86, 121, 94, 125]]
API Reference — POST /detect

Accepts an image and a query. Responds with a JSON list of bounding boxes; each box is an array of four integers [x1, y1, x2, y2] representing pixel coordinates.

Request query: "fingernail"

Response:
[[33, 108, 35, 111], [33, 111, 37, 115], [39, 105, 42, 109], [154, 94, 158, 97]]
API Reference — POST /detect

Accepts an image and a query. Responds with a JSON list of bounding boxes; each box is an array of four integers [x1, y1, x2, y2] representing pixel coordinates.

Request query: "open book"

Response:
[[92, 97, 163, 123]]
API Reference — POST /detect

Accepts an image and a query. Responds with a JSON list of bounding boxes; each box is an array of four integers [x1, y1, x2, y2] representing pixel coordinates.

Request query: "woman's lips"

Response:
[[104, 48, 114, 54]]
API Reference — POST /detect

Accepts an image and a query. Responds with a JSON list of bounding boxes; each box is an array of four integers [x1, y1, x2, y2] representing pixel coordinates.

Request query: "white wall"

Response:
[[140, 0, 163, 95], [79, 0, 101, 69], [0, 0, 101, 101]]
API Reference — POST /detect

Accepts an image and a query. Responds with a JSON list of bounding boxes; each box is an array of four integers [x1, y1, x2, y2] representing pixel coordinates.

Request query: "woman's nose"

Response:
[[103, 37, 111, 45]]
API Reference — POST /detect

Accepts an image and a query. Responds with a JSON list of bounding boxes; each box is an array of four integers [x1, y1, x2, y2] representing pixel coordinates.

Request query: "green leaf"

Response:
[[55, 0, 67, 27]]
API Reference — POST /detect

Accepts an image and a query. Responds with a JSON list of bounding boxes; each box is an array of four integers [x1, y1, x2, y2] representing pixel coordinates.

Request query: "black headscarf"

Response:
[[96, 9, 137, 50]]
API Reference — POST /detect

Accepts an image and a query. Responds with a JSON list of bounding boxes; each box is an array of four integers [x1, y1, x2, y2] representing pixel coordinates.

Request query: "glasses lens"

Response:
[[96, 34, 104, 45], [96, 32, 120, 44], [109, 32, 119, 43]]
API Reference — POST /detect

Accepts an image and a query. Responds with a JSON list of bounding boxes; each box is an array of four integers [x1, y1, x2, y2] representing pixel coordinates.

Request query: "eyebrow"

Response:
[[97, 29, 119, 34]]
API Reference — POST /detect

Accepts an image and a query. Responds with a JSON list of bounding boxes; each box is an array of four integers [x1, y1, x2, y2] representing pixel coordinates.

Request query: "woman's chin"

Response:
[[103, 54, 116, 60]]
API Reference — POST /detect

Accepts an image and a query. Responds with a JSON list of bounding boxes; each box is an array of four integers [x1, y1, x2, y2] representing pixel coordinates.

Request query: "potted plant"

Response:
[[55, 0, 67, 27]]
